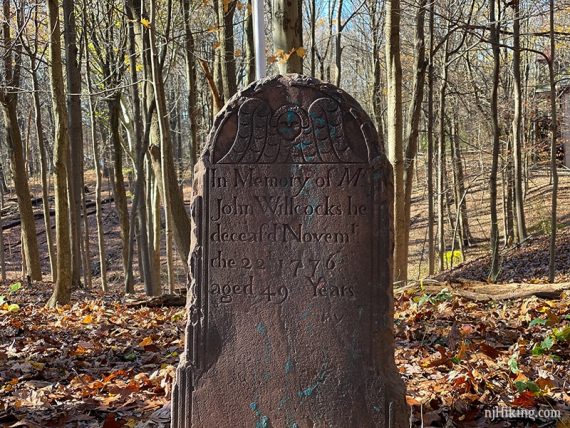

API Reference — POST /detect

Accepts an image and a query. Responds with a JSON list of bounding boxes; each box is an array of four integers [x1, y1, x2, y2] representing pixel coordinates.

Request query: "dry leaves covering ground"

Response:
[[0, 285, 182, 428], [1, 281, 569, 427], [397, 289, 570, 427]]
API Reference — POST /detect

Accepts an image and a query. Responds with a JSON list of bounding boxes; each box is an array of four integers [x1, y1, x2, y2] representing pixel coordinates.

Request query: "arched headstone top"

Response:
[[205, 74, 382, 165]]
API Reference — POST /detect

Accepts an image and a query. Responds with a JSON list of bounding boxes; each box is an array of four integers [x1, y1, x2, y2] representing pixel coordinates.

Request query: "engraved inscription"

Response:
[[320, 312, 345, 325], [208, 164, 371, 307], [307, 277, 355, 298], [209, 276, 289, 305]]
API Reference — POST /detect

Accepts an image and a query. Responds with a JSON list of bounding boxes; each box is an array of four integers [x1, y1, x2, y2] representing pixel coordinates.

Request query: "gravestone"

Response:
[[172, 75, 408, 427]]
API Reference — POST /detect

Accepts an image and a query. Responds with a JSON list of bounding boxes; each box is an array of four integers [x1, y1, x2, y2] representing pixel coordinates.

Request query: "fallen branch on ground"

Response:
[[396, 278, 570, 301], [124, 293, 187, 308]]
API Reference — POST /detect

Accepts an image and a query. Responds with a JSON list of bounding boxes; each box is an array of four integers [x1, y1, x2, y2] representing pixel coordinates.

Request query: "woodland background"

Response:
[[0, 0, 569, 426]]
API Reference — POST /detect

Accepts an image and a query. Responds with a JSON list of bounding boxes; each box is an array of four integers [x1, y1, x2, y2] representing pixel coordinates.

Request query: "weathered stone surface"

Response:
[[172, 75, 408, 427]]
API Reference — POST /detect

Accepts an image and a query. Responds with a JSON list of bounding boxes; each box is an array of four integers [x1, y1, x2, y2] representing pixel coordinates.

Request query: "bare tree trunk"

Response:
[[148, 0, 192, 273], [310, 0, 316, 77], [62, 0, 84, 288], [149, 164, 162, 290], [548, 0, 558, 282], [437, 50, 449, 272], [503, 138, 515, 246], [182, 0, 199, 177], [213, 16, 223, 104], [0, 163, 8, 194], [334, 0, 343, 86], [31, 63, 56, 280], [512, 0, 526, 243], [451, 119, 462, 253], [0, 1, 42, 282], [385, 0, 406, 281], [403, 0, 427, 280], [85, 30, 107, 292], [0, 183, 5, 281], [109, 97, 131, 284], [21, 229, 27, 279], [370, 0, 383, 136], [426, 0, 435, 275], [272, 0, 303, 74], [47, 0, 72, 306], [199, 58, 223, 115], [23, 112, 33, 184], [2, 104, 42, 281], [173, 91, 183, 194], [450, 113, 470, 251], [144, 156, 160, 290], [147, 119, 165, 290], [81, 186, 93, 289], [244, 0, 256, 85], [125, 2, 154, 294], [488, 0, 501, 282], [218, 0, 237, 100], [130, 0, 162, 293], [149, 0, 176, 292], [448, 131, 464, 268]]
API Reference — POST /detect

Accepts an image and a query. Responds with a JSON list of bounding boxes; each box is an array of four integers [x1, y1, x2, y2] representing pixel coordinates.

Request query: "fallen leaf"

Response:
[[139, 336, 153, 347], [102, 413, 125, 428], [511, 391, 537, 408]]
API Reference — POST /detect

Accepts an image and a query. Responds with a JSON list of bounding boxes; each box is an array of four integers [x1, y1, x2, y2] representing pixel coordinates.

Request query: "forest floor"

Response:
[[0, 165, 569, 427], [0, 277, 568, 427], [408, 162, 570, 283]]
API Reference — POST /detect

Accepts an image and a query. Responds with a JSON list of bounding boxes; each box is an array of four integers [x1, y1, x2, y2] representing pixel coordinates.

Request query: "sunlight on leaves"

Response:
[[9, 282, 22, 293], [508, 355, 520, 374]]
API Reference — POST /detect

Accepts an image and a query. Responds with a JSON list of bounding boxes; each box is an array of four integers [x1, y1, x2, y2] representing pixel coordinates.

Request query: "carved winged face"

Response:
[[276, 110, 302, 141], [218, 97, 366, 165]]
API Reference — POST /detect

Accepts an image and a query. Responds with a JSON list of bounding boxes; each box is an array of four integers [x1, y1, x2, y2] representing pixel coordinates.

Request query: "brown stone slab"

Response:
[[172, 74, 408, 428]]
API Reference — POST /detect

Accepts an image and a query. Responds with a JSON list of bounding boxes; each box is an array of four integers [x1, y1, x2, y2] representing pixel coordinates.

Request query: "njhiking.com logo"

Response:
[[484, 406, 561, 421]]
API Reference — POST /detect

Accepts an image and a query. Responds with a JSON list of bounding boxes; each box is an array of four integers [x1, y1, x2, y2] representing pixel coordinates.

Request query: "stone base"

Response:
[[171, 360, 409, 428]]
